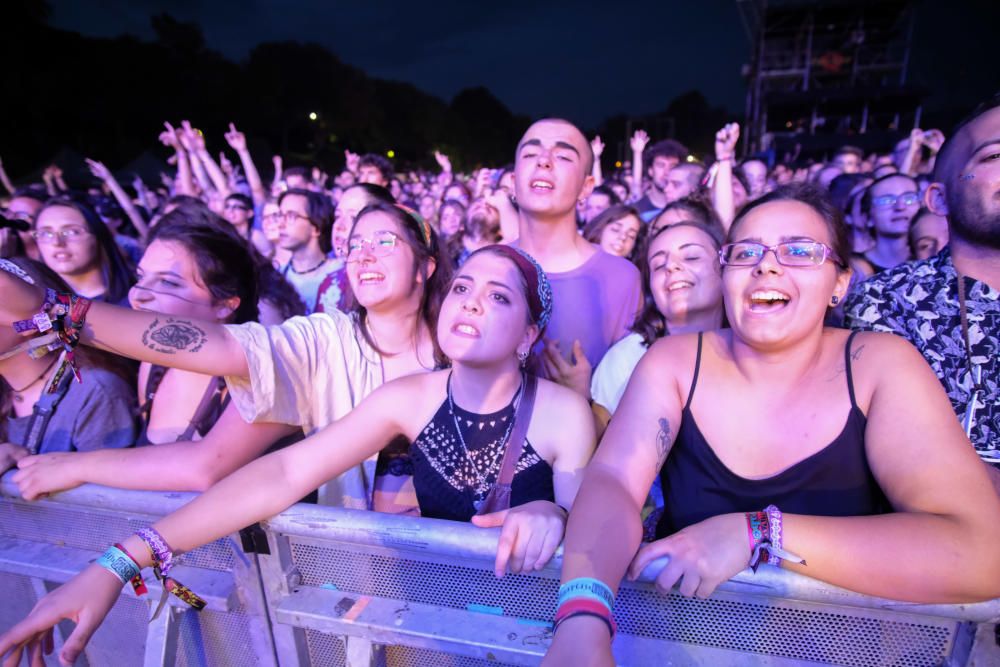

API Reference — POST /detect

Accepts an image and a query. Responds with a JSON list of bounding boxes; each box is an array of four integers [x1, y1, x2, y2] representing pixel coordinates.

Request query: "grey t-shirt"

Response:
[[7, 366, 137, 454]]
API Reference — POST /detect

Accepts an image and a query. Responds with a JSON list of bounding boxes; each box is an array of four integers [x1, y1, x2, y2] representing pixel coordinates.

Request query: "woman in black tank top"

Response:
[[547, 184, 1000, 665]]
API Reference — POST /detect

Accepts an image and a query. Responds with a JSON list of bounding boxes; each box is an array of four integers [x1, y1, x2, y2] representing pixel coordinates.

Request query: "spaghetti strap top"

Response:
[[656, 331, 886, 539]]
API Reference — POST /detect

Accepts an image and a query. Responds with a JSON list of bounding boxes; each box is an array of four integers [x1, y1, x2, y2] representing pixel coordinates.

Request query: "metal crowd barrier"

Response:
[[2, 473, 999, 667]]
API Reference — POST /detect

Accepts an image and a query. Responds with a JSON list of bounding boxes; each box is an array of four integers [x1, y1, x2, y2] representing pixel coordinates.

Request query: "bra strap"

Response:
[[683, 332, 704, 412], [844, 330, 861, 410]]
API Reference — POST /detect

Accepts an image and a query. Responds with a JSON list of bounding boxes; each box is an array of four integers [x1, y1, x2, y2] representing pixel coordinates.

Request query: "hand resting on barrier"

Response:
[[0, 247, 595, 665]]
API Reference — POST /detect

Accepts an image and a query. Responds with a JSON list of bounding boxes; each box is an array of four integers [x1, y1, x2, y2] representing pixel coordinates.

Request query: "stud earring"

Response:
[[517, 350, 529, 366], [830, 295, 840, 306]]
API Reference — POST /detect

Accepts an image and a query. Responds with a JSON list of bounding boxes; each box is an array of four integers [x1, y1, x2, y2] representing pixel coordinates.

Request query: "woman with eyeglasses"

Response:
[[33, 198, 134, 306], [0, 202, 449, 511], [259, 198, 289, 268], [222, 192, 273, 259], [0, 258, 136, 475], [853, 173, 922, 278], [543, 184, 1000, 666], [0, 244, 595, 667]]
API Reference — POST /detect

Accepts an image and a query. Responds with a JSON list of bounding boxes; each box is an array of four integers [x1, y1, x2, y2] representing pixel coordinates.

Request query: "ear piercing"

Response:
[[830, 296, 840, 306]]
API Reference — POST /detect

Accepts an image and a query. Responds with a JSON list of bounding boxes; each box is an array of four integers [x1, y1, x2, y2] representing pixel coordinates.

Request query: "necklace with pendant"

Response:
[[447, 372, 522, 510], [9, 357, 59, 403]]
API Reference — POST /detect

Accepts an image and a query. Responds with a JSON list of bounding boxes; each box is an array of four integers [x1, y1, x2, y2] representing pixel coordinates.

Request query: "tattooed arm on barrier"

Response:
[[542, 334, 689, 666], [0, 265, 251, 378]]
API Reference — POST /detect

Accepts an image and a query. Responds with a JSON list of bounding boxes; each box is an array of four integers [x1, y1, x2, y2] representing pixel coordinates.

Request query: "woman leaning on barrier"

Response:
[[542, 184, 1000, 667], [0, 201, 444, 511], [0, 244, 594, 666]]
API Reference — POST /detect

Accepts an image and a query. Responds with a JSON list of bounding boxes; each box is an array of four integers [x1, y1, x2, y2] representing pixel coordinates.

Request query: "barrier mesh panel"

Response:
[[289, 541, 953, 667], [176, 609, 265, 667], [0, 573, 40, 638], [77, 590, 148, 667], [305, 629, 347, 666], [0, 501, 236, 570], [385, 645, 523, 667]]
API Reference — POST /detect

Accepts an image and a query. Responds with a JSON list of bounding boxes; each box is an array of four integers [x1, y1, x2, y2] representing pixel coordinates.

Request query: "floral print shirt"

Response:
[[843, 247, 999, 462]]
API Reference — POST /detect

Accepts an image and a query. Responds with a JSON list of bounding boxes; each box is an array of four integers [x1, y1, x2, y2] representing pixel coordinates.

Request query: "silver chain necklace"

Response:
[[446, 372, 523, 510]]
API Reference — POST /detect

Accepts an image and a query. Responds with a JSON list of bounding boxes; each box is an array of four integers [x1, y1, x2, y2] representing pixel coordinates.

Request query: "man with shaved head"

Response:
[[511, 118, 641, 384], [845, 95, 1000, 485]]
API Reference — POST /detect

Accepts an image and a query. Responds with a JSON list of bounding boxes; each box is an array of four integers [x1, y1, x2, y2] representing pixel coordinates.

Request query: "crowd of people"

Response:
[[0, 93, 998, 665]]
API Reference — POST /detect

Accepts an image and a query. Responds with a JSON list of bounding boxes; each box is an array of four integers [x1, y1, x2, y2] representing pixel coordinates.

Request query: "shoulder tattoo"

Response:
[[141, 317, 208, 355], [655, 417, 672, 469]]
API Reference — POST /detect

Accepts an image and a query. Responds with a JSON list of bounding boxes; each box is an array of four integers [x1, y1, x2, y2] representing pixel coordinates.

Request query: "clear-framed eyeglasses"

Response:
[[346, 230, 399, 263]]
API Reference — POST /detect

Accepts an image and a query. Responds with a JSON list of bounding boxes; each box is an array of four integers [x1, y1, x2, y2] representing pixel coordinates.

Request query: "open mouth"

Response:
[[530, 179, 554, 193], [748, 289, 791, 312], [357, 271, 385, 285], [667, 280, 694, 292], [452, 323, 481, 338]]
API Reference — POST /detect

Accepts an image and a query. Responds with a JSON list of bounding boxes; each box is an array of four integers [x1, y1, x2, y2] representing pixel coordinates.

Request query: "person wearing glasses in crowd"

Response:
[[853, 174, 922, 277], [0, 202, 450, 510], [0, 243, 596, 667], [33, 198, 134, 306], [845, 96, 1000, 484], [222, 192, 273, 259], [259, 198, 290, 268], [275, 188, 342, 313], [543, 184, 1000, 665], [2, 188, 46, 261]]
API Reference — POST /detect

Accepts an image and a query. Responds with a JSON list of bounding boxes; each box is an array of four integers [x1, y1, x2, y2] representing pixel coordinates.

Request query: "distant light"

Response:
[[308, 112, 318, 121], [386, 150, 395, 159], [614, 160, 622, 168], [685, 155, 696, 162], [785, 121, 793, 128]]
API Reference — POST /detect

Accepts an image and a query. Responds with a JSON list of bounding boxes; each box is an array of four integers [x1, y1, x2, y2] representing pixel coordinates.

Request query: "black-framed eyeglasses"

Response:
[[279, 210, 312, 224], [719, 241, 844, 268]]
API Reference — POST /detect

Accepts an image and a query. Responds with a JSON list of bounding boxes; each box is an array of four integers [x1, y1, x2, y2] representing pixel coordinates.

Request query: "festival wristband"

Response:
[[558, 577, 615, 612], [114, 542, 149, 596], [554, 598, 617, 638], [96, 545, 141, 585], [137, 527, 174, 577]]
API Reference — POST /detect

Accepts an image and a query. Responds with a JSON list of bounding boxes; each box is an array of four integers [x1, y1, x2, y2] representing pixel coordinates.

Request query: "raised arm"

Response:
[[629, 130, 650, 202], [85, 159, 150, 239], [710, 123, 739, 232], [0, 271, 250, 378], [225, 123, 266, 206], [0, 377, 412, 666], [185, 122, 230, 197], [178, 121, 215, 195], [590, 136, 605, 186], [13, 403, 297, 498], [159, 122, 195, 196], [0, 155, 14, 195]]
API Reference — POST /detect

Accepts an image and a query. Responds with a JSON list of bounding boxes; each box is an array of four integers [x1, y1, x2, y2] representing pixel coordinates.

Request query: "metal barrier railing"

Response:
[[2, 473, 999, 667]]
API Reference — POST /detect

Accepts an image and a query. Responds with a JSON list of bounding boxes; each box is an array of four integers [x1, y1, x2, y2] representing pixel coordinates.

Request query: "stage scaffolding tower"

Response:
[[738, 0, 923, 162]]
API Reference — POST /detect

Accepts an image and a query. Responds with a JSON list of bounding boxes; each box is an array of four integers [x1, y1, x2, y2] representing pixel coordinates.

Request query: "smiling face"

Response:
[[437, 251, 537, 367], [35, 205, 100, 278], [514, 119, 593, 219], [868, 175, 920, 239], [599, 214, 641, 257], [723, 200, 850, 350], [647, 225, 723, 327], [346, 210, 423, 311], [129, 239, 223, 321]]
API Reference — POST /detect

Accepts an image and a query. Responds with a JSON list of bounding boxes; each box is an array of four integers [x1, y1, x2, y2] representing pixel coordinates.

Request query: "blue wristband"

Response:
[[558, 577, 615, 611], [96, 545, 140, 585]]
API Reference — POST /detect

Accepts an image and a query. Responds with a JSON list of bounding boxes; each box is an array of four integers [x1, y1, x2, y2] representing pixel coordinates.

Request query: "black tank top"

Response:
[[409, 393, 554, 522], [656, 331, 887, 538]]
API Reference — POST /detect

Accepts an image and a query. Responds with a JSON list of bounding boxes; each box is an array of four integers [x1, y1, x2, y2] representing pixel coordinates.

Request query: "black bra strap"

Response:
[[844, 330, 860, 409], [683, 332, 704, 412]]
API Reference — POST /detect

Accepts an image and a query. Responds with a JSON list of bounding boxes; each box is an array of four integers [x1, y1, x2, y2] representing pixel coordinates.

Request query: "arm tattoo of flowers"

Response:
[[655, 417, 672, 470], [141, 317, 207, 354]]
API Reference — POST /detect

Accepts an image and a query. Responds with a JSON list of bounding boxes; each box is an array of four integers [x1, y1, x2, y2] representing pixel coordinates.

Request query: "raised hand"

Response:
[[180, 120, 206, 152], [85, 158, 113, 182], [630, 129, 650, 154], [922, 128, 946, 153], [590, 135, 605, 158], [714, 122, 740, 161], [158, 121, 181, 150], [470, 500, 568, 576], [433, 150, 452, 173], [344, 150, 359, 174], [224, 122, 247, 153]]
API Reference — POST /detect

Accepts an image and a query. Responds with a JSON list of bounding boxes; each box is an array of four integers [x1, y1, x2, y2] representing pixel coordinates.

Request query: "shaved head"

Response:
[[518, 118, 594, 175]]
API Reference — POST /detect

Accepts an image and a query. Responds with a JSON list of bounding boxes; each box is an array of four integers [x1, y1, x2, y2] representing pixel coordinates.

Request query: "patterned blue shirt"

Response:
[[843, 247, 999, 459]]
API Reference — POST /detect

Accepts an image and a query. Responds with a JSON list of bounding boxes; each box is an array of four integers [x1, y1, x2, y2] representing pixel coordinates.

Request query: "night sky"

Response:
[[48, 0, 1000, 130]]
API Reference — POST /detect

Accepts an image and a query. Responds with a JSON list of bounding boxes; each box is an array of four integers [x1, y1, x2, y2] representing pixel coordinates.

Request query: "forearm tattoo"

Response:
[[655, 417, 672, 470], [141, 317, 207, 354]]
